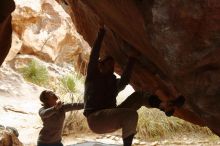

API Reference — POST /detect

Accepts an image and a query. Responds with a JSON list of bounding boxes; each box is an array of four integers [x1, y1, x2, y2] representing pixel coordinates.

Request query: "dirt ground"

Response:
[[62, 132, 220, 146]]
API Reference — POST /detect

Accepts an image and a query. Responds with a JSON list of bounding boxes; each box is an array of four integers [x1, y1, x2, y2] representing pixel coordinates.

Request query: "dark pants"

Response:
[[87, 91, 152, 138], [37, 142, 63, 146]]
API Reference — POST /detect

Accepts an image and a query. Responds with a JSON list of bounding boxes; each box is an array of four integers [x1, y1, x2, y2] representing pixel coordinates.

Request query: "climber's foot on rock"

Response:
[[160, 96, 185, 117], [169, 95, 185, 108]]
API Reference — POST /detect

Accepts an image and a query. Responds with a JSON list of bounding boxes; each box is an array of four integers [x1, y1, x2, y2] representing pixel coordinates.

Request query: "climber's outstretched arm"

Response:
[[86, 27, 106, 80]]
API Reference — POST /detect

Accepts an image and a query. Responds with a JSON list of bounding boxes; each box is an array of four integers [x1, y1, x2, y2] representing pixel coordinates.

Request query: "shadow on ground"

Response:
[[68, 142, 120, 146]]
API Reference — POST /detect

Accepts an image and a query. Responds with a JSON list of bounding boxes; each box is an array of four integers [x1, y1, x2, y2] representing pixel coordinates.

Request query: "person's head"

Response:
[[39, 90, 58, 107], [98, 56, 115, 74]]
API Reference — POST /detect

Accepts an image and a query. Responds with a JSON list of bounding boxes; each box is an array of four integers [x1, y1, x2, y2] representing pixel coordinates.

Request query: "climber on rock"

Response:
[[83, 25, 185, 146], [37, 90, 84, 146]]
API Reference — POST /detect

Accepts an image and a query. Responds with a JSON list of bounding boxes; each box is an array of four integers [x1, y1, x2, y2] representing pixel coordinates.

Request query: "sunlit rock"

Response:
[[0, 126, 23, 146], [9, 0, 90, 73]]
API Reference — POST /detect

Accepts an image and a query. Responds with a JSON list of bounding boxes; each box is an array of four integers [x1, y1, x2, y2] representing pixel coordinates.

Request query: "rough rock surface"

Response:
[[7, 0, 90, 73], [58, 0, 220, 136], [0, 126, 23, 146], [0, 63, 41, 145]]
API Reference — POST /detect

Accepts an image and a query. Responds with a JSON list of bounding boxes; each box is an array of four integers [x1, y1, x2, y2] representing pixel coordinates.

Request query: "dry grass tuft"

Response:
[[136, 107, 216, 141]]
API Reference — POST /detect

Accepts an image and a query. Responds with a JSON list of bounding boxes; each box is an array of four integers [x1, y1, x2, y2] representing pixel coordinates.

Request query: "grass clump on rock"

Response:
[[61, 74, 76, 93], [136, 107, 215, 141], [19, 59, 49, 86]]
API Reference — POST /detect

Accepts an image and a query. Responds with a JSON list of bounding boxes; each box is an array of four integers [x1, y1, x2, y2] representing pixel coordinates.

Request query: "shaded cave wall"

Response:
[[58, 0, 220, 135]]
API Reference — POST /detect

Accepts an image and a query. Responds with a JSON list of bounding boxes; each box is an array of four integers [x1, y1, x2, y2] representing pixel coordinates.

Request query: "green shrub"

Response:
[[19, 60, 49, 86], [57, 73, 84, 102], [58, 74, 88, 134], [61, 74, 76, 93]]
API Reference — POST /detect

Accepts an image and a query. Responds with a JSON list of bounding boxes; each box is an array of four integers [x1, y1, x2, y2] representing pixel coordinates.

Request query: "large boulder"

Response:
[[0, 126, 23, 146], [7, 0, 90, 73], [0, 0, 15, 66], [57, 0, 220, 136]]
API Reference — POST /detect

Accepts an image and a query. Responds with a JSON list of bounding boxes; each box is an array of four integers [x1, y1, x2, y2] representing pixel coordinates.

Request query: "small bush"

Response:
[[19, 60, 49, 86], [61, 74, 76, 93], [57, 73, 84, 102], [57, 73, 87, 134]]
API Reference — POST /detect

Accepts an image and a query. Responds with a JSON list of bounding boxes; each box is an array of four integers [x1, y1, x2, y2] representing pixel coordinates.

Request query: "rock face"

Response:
[[6, 0, 90, 73], [0, 126, 23, 146], [58, 0, 220, 136], [0, 0, 15, 66]]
